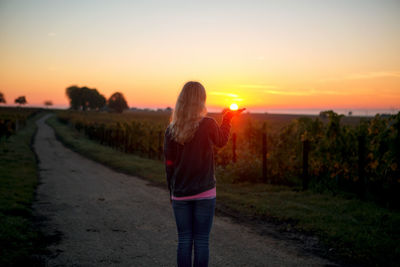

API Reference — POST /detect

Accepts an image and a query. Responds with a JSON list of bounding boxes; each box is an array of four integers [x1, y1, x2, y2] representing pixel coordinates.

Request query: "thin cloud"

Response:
[[346, 71, 400, 80], [320, 71, 400, 82], [238, 84, 277, 89], [262, 89, 351, 96], [209, 92, 239, 98], [263, 90, 313, 96], [47, 32, 56, 37], [321, 90, 351, 96]]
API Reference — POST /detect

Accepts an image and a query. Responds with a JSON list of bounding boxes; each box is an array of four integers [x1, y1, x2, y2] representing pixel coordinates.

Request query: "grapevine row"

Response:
[[57, 110, 400, 207]]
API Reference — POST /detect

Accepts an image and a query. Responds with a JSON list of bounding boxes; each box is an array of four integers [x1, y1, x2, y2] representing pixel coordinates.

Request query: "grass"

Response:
[[0, 112, 44, 266], [216, 183, 400, 265], [46, 116, 165, 185], [47, 115, 400, 266]]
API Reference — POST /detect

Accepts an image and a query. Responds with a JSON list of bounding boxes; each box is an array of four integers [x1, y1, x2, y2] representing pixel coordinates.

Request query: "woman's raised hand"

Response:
[[222, 108, 246, 122]]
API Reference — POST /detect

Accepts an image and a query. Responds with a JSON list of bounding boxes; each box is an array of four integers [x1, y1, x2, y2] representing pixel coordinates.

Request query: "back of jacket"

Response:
[[164, 117, 231, 197]]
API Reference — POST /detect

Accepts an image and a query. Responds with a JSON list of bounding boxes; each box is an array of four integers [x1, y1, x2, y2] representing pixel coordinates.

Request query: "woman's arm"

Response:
[[209, 117, 231, 148], [209, 109, 245, 147]]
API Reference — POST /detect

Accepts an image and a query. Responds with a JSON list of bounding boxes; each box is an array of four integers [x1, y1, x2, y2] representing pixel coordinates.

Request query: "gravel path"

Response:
[[33, 115, 335, 266]]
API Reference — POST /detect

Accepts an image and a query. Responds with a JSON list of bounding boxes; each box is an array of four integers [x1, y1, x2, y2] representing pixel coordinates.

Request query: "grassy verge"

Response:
[[46, 116, 165, 185], [47, 115, 400, 266], [0, 113, 44, 266]]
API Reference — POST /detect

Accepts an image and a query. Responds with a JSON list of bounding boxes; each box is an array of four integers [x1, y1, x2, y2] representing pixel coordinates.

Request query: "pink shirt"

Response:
[[171, 187, 216, 201]]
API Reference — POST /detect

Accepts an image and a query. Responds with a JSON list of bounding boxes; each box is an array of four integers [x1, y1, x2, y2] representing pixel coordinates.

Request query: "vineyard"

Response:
[[57, 111, 170, 159], [56, 110, 400, 208], [0, 107, 41, 141]]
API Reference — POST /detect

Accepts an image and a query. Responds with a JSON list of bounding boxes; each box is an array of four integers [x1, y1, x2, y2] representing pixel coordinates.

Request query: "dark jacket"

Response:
[[163, 117, 231, 197]]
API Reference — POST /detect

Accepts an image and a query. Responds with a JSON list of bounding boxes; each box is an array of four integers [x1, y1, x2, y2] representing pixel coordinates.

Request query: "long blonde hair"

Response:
[[169, 81, 207, 144]]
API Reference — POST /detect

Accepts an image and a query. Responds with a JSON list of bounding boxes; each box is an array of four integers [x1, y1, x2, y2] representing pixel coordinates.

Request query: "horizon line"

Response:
[[2, 104, 399, 116]]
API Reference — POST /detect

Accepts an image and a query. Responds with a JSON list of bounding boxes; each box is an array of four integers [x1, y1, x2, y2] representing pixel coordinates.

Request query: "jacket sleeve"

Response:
[[209, 117, 231, 148], [163, 127, 176, 195]]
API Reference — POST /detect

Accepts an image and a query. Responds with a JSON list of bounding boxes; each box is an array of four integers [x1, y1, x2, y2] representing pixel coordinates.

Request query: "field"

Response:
[[0, 108, 45, 266], [56, 109, 399, 207], [48, 109, 400, 266], [1, 107, 398, 265], [0, 107, 41, 141]]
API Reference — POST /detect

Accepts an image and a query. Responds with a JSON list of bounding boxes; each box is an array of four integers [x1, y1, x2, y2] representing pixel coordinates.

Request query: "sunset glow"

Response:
[[230, 104, 239, 111], [0, 0, 399, 113]]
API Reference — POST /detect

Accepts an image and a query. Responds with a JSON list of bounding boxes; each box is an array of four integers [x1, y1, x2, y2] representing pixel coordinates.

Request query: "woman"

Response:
[[164, 81, 244, 267]]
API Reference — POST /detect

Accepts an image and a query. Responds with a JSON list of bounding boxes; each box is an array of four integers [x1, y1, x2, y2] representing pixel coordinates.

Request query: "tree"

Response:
[[108, 92, 128, 113], [87, 88, 106, 110], [44, 100, 53, 108], [0, 92, 5, 104], [66, 85, 81, 110], [66, 85, 106, 111], [15, 96, 27, 106]]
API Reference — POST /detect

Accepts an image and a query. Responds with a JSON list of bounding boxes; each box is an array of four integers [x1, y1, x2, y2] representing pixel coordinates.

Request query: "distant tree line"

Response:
[[15, 96, 27, 106], [66, 86, 106, 111], [0, 92, 28, 106], [108, 92, 128, 113], [66, 86, 128, 113], [0, 92, 5, 104], [1, 91, 51, 108], [44, 100, 53, 107]]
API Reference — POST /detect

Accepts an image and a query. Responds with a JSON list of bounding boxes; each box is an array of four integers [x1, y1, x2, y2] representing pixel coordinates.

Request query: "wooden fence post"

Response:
[[232, 132, 237, 163], [358, 135, 366, 200], [262, 123, 267, 183], [302, 140, 310, 190]]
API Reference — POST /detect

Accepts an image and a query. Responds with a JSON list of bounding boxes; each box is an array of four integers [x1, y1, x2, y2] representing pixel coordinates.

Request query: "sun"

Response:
[[230, 103, 238, 110]]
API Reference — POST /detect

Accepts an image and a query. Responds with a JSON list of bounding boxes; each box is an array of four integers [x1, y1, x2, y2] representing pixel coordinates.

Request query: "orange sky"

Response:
[[0, 0, 399, 112]]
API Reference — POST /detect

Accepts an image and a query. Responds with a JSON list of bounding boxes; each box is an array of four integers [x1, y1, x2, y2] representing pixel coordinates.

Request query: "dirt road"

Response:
[[33, 115, 335, 266]]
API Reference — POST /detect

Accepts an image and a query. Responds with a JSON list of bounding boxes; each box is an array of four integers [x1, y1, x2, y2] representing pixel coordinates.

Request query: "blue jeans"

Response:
[[172, 198, 216, 267]]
